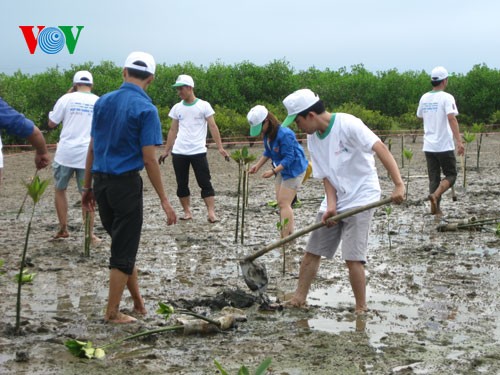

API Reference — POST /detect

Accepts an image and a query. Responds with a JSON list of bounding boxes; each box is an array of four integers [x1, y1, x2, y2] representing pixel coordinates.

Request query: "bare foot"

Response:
[[282, 297, 307, 308], [52, 230, 69, 240], [179, 215, 192, 221], [91, 235, 102, 247], [355, 306, 368, 316], [207, 215, 219, 223], [133, 298, 147, 316], [428, 194, 438, 215], [105, 311, 137, 324]]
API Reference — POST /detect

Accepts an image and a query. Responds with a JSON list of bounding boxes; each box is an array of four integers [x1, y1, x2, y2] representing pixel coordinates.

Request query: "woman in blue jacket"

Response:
[[247, 105, 309, 238]]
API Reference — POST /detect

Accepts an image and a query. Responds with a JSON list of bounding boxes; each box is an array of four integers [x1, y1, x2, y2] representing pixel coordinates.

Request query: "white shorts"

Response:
[[305, 208, 375, 263]]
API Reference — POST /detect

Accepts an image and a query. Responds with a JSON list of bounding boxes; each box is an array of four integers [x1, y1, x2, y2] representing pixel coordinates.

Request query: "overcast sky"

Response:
[[2, 0, 500, 76]]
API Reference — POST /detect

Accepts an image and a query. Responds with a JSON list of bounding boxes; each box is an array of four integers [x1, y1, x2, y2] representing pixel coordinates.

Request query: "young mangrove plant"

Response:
[[214, 357, 272, 375], [462, 131, 476, 188], [402, 147, 413, 200], [231, 146, 256, 244], [84, 211, 91, 257], [472, 122, 484, 171], [16, 170, 38, 220], [385, 205, 393, 251], [16, 174, 49, 334], [276, 218, 289, 276]]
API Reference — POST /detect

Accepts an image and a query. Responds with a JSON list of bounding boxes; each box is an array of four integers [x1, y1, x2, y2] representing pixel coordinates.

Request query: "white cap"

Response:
[[431, 66, 448, 81], [282, 89, 320, 127], [247, 105, 268, 136], [172, 74, 195, 87], [124, 51, 156, 75], [73, 70, 93, 85]]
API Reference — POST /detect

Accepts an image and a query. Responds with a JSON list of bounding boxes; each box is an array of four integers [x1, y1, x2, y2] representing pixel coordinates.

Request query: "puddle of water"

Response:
[[306, 283, 419, 349]]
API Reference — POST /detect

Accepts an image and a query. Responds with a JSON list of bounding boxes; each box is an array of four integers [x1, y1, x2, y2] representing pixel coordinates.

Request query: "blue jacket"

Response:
[[263, 126, 308, 180], [91, 83, 162, 175], [0, 97, 35, 138]]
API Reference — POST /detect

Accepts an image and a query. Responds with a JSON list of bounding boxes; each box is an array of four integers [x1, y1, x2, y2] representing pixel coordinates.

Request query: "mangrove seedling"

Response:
[[214, 357, 272, 375], [472, 123, 484, 171], [231, 146, 256, 244], [462, 131, 476, 188], [276, 218, 289, 276], [402, 147, 413, 200], [16, 174, 49, 334], [16, 170, 38, 220], [385, 205, 393, 251], [84, 211, 91, 257]]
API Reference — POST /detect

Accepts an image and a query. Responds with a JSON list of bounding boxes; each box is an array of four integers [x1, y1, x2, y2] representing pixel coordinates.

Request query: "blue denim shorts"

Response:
[[52, 161, 85, 191]]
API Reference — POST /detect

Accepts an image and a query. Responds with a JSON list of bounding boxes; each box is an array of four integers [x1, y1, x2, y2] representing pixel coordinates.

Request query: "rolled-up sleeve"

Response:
[[0, 98, 35, 138]]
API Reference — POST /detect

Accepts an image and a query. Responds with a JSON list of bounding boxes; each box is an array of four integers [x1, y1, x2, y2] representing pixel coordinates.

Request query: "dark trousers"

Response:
[[93, 172, 143, 275], [172, 153, 215, 198], [425, 150, 457, 195]]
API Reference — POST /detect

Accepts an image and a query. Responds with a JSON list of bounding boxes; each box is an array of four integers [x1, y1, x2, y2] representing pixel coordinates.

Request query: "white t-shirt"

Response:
[[49, 91, 99, 168], [308, 113, 381, 212], [169, 98, 215, 155], [416, 90, 459, 152]]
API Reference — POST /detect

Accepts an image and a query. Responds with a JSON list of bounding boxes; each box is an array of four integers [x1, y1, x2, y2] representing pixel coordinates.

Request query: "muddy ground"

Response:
[[0, 134, 499, 375]]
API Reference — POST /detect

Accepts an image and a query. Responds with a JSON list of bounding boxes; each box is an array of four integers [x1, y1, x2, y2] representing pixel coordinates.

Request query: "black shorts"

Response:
[[93, 172, 143, 275]]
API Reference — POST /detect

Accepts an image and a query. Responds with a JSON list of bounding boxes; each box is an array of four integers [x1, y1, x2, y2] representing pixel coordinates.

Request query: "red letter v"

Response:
[[19, 26, 45, 54]]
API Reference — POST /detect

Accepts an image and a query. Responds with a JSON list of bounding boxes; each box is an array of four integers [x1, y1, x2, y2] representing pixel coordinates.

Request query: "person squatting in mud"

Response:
[[82, 52, 177, 324], [246, 105, 309, 238], [417, 66, 464, 217], [281, 89, 405, 314]]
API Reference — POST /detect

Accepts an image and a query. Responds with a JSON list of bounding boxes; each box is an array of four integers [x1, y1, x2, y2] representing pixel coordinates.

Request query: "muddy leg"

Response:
[[285, 252, 321, 307], [179, 196, 192, 220], [127, 266, 146, 315], [105, 268, 136, 323], [346, 260, 367, 314], [203, 196, 217, 222], [429, 179, 451, 215], [54, 189, 69, 237]]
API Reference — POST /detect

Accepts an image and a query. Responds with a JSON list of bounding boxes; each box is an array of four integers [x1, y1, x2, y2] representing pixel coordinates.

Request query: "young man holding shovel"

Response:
[[417, 66, 464, 216], [281, 89, 405, 314]]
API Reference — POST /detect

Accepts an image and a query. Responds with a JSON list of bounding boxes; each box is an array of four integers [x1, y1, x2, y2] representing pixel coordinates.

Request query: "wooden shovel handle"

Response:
[[242, 197, 393, 263]]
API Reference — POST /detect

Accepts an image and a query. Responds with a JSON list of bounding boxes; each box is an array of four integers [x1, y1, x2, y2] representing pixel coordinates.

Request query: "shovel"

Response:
[[239, 197, 393, 292]]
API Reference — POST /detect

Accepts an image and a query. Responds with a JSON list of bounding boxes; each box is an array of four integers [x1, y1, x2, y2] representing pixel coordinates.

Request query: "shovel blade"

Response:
[[239, 260, 268, 292]]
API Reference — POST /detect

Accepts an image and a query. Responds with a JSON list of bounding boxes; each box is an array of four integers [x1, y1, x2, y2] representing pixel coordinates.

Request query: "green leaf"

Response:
[[23, 176, 50, 204], [267, 200, 278, 208], [65, 339, 87, 357], [94, 348, 106, 359], [238, 366, 250, 375], [242, 146, 249, 158], [231, 150, 242, 162], [463, 131, 476, 143], [214, 359, 229, 375], [254, 358, 272, 375], [156, 302, 175, 320], [14, 271, 36, 283], [403, 148, 413, 161]]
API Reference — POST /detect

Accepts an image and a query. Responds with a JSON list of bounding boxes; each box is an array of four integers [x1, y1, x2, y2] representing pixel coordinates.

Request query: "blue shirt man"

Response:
[[82, 52, 176, 324]]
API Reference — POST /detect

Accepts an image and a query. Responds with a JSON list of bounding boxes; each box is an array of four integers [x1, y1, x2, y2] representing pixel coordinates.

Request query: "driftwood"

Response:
[[175, 307, 247, 335], [437, 217, 500, 232]]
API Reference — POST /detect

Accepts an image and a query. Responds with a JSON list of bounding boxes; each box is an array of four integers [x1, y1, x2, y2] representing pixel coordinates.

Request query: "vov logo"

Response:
[[19, 26, 84, 55]]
